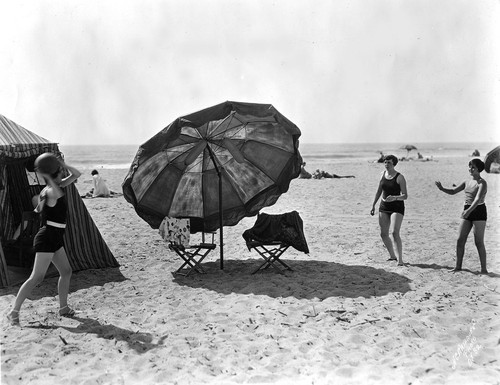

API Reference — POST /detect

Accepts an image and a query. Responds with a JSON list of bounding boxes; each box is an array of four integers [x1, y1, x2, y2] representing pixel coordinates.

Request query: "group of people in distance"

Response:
[[6, 152, 491, 326], [372, 154, 488, 274]]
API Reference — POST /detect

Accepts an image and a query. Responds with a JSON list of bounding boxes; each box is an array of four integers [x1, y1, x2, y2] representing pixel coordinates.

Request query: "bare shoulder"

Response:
[[39, 186, 49, 198], [43, 186, 58, 199]]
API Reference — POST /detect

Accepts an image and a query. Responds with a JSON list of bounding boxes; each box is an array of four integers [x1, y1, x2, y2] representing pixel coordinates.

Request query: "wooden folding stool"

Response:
[[170, 232, 216, 277], [169, 243, 215, 277], [159, 217, 216, 277], [246, 240, 293, 275]]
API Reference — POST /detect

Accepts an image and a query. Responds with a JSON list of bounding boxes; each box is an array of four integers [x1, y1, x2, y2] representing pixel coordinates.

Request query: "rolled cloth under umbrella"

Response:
[[122, 101, 303, 268]]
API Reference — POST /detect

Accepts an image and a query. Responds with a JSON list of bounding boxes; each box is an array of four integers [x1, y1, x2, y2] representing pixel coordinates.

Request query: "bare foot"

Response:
[[397, 262, 405, 266], [59, 306, 76, 317], [387, 258, 397, 261], [7, 310, 20, 326], [480, 270, 489, 275], [449, 268, 462, 273]]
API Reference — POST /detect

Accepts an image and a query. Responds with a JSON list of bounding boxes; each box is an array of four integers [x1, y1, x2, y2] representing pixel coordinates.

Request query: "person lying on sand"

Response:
[[82, 190, 122, 199], [312, 169, 355, 179]]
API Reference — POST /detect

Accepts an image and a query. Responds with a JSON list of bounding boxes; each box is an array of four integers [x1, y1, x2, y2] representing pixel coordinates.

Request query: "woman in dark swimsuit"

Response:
[[370, 155, 408, 266], [7, 157, 81, 325], [435, 158, 488, 274]]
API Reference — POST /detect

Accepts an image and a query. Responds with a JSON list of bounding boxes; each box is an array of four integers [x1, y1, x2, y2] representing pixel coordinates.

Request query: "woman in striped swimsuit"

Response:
[[7, 157, 81, 325], [436, 158, 488, 274], [371, 155, 408, 266]]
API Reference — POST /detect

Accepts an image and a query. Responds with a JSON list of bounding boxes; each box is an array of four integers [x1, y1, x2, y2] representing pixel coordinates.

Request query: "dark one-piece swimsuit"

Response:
[[379, 172, 405, 216], [33, 193, 67, 253]]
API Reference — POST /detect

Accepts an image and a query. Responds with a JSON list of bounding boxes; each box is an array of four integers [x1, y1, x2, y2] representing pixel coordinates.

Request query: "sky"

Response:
[[0, 0, 499, 146]]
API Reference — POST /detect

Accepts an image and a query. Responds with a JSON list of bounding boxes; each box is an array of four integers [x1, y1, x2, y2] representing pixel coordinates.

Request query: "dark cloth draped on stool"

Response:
[[242, 211, 309, 253]]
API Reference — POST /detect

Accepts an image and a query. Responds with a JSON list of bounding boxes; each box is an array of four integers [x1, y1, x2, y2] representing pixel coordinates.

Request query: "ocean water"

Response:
[[58, 142, 495, 170]]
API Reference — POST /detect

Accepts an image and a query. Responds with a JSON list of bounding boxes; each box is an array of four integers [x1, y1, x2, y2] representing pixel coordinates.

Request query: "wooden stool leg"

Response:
[[251, 245, 291, 274], [171, 245, 213, 277]]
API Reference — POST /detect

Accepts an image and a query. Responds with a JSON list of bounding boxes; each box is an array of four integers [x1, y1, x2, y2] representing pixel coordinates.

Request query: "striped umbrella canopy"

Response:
[[122, 101, 302, 267], [0, 114, 59, 161], [484, 145, 500, 173]]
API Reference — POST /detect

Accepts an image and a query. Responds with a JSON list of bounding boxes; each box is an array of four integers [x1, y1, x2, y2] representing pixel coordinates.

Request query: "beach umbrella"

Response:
[[484, 145, 500, 173], [400, 144, 417, 157], [122, 101, 303, 269]]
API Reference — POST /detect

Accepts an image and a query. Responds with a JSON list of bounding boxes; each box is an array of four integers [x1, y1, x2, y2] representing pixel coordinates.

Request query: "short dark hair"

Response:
[[91, 169, 99, 176], [383, 154, 398, 166], [469, 158, 485, 173]]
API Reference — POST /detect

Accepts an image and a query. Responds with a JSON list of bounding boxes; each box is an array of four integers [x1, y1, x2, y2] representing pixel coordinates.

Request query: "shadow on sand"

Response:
[[408, 263, 500, 277], [173, 259, 412, 299], [407, 262, 455, 271], [26, 316, 165, 354], [0, 267, 127, 299]]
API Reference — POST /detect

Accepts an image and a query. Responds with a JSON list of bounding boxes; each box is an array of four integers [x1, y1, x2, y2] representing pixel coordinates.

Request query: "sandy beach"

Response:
[[1, 156, 499, 384]]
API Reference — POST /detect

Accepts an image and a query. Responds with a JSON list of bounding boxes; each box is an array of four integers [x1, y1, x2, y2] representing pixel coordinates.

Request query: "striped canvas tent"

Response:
[[0, 114, 118, 287]]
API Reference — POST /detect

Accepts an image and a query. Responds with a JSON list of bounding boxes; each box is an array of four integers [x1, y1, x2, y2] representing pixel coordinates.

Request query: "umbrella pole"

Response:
[[218, 173, 223, 269], [207, 146, 224, 269]]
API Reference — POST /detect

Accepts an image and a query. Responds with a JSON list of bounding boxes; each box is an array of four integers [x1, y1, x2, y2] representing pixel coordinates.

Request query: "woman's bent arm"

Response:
[[435, 181, 465, 195]]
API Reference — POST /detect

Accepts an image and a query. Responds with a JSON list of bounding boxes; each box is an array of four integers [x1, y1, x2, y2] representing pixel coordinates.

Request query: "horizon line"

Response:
[[57, 140, 498, 146]]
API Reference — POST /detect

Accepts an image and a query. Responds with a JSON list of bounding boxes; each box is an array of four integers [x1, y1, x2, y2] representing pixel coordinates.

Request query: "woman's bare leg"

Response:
[[51, 247, 73, 311], [454, 219, 473, 271], [472, 221, 487, 274], [390, 213, 404, 265], [9, 252, 53, 318], [379, 212, 397, 260]]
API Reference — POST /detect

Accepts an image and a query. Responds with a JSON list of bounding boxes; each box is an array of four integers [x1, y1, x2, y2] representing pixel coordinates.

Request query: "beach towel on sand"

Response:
[[159, 217, 190, 247]]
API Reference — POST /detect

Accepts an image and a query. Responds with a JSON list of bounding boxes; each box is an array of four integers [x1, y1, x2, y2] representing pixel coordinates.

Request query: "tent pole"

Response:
[[0, 240, 11, 287]]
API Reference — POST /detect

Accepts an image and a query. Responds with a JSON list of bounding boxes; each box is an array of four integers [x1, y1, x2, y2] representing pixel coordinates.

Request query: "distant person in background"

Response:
[[312, 169, 355, 179], [299, 162, 312, 179], [370, 155, 408, 266], [91, 170, 110, 197], [435, 158, 488, 274], [471, 149, 480, 157]]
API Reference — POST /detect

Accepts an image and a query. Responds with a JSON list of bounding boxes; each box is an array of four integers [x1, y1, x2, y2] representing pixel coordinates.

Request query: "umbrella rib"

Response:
[[185, 154, 205, 173], [224, 125, 246, 141], [210, 112, 235, 137], [248, 143, 293, 183], [211, 115, 244, 140], [244, 138, 295, 153], [220, 167, 246, 209]]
